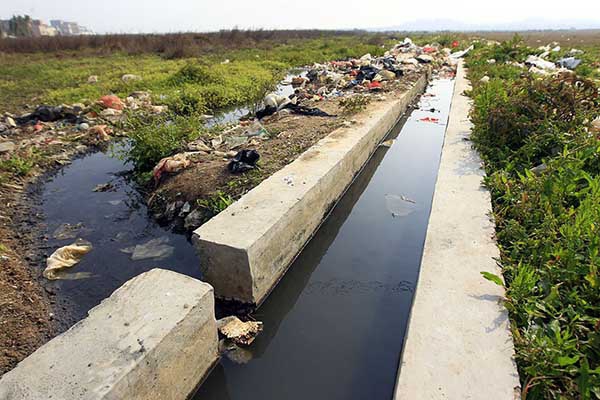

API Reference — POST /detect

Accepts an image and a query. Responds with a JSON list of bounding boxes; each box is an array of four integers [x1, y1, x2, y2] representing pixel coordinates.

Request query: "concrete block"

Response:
[[194, 74, 428, 304], [0, 269, 218, 400]]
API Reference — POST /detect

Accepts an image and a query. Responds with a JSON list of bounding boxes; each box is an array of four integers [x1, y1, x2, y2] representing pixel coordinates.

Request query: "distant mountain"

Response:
[[373, 18, 600, 32]]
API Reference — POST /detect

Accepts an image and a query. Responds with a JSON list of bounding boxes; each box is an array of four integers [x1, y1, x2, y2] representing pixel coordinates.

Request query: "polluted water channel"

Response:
[[39, 75, 299, 323], [193, 77, 456, 400]]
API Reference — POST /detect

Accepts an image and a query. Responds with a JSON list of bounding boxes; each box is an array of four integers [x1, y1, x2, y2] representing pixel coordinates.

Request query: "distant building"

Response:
[[50, 20, 93, 36], [0, 16, 92, 37], [32, 19, 57, 37]]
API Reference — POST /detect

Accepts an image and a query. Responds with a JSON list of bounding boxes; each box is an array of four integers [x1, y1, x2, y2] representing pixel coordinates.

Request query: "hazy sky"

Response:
[[2, 0, 600, 33]]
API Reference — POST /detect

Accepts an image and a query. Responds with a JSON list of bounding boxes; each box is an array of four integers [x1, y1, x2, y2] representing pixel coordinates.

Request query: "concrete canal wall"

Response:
[[393, 62, 520, 399], [193, 72, 429, 305], [0, 269, 218, 400]]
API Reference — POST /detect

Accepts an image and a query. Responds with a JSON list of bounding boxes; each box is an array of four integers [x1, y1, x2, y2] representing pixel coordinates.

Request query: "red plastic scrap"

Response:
[[419, 117, 440, 123], [100, 95, 125, 110], [423, 46, 437, 53], [452, 40, 459, 48], [33, 123, 44, 133], [368, 81, 382, 90]]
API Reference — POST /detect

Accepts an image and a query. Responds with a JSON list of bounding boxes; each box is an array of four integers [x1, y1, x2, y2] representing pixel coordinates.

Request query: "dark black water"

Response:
[[193, 78, 455, 400], [40, 145, 201, 321]]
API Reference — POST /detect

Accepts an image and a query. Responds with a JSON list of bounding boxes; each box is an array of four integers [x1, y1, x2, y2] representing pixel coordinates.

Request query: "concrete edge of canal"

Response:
[[0, 269, 219, 400], [393, 61, 521, 399], [193, 72, 429, 305]]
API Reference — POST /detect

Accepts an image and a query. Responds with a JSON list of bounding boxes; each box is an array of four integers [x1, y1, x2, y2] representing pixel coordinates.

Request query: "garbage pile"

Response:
[[520, 43, 584, 75], [254, 38, 457, 116], [0, 91, 167, 159]]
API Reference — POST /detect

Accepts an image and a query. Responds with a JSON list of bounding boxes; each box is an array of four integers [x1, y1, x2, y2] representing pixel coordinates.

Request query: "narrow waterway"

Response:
[[193, 77, 455, 400]]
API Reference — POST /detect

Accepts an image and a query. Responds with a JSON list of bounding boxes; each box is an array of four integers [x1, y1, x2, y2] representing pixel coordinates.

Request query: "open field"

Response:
[[1, 30, 600, 398]]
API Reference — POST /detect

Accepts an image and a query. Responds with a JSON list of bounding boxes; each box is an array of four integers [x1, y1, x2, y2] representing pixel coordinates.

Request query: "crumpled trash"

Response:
[[52, 223, 84, 240], [217, 316, 263, 346], [100, 95, 125, 110], [87, 75, 98, 84], [120, 237, 174, 261], [285, 104, 335, 117], [121, 74, 142, 83], [556, 57, 581, 70], [93, 182, 115, 192], [385, 194, 417, 218], [591, 117, 600, 134], [416, 54, 434, 63], [228, 149, 260, 173], [44, 239, 93, 280], [153, 153, 192, 182], [88, 125, 112, 141], [15, 105, 83, 125], [0, 141, 16, 154], [525, 55, 556, 71], [449, 45, 474, 59]]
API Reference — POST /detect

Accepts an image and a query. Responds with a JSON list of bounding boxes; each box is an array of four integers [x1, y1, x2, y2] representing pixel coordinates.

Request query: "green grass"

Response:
[[467, 37, 600, 399]]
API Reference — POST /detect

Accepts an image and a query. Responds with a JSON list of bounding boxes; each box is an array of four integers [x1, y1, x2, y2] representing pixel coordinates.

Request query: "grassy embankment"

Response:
[[0, 32, 393, 178], [466, 37, 600, 399]]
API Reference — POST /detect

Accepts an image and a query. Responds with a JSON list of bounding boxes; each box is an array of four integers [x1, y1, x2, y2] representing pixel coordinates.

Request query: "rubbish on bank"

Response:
[[44, 239, 93, 280], [556, 57, 582, 70], [419, 117, 440, 123], [217, 316, 263, 346], [286, 103, 335, 117], [449, 45, 474, 59], [380, 139, 395, 148], [228, 149, 260, 173], [480, 76, 490, 83], [88, 125, 112, 141], [15, 105, 83, 125], [591, 117, 600, 134], [530, 163, 548, 175], [525, 55, 556, 71], [153, 153, 192, 182], [0, 141, 16, 154], [120, 237, 174, 261], [121, 74, 142, 83], [385, 194, 417, 218], [87, 75, 98, 84], [100, 95, 125, 110]]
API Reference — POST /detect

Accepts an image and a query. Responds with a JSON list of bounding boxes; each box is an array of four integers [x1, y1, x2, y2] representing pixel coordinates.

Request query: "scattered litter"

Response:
[[228, 149, 260, 173], [591, 117, 600, 134], [152, 153, 192, 182], [419, 117, 440, 123], [88, 125, 112, 141], [449, 45, 474, 59], [15, 105, 83, 125], [480, 76, 490, 83], [380, 139, 395, 148], [530, 163, 547, 175], [0, 141, 16, 153], [187, 139, 212, 152], [525, 55, 556, 71], [93, 182, 115, 192], [217, 316, 263, 346], [121, 74, 142, 83], [556, 57, 582, 70], [44, 239, 93, 280], [87, 75, 98, 84], [52, 223, 84, 240], [120, 237, 174, 261], [385, 194, 417, 217], [100, 95, 125, 110]]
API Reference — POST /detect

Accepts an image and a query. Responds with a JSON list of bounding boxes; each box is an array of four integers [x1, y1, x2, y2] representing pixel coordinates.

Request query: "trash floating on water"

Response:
[[52, 223, 84, 240], [44, 239, 93, 280], [120, 237, 175, 261], [217, 316, 263, 346], [385, 194, 417, 218], [93, 182, 115, 192]]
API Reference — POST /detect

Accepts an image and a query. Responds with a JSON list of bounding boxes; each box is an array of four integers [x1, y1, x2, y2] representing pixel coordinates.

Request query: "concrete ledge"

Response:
[[0, 269, 218, 400], [193, 73, 429, 304], [394, 62, 520, 398]]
